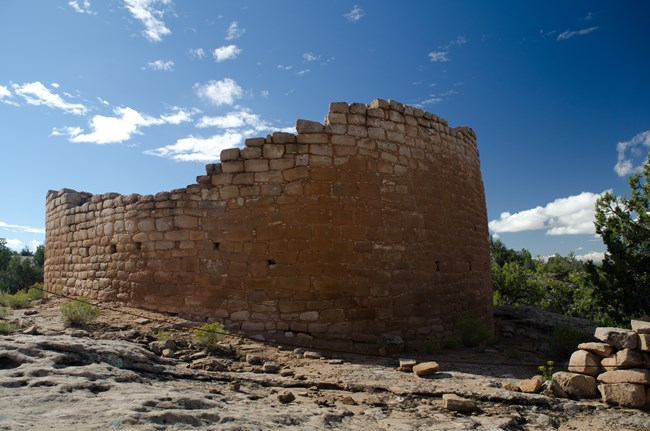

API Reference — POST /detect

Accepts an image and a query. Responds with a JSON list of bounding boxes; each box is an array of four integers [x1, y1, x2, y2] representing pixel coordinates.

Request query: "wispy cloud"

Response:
[[124, 0, 172, 42], [344, 5, 364, 22], [13, 81, 87, 115], [296, 69, 311, 77], [213, 44, 241, 62], [53, 106, 194, 144], [428, 35, 467, 62], [196, 108, 270, 131], [0, 221, 45, 234], [194, 78, 243, 106], [145, 59, 174, 71], [575, 251, 604, 264], [614, 130, 650, 177], [68, 0, 94, 14], [225, 21, 245, 40], [144, 132, 243, 162], [583, 12, 594, 21], [303, 52, 320, 62], [428, 51, 449, 62], [557, 26, 599, 41], [277, 64, 293, 71], [489, 191, 608, 236], [188, 48, 205, 59], [0, 85, 19, 106]]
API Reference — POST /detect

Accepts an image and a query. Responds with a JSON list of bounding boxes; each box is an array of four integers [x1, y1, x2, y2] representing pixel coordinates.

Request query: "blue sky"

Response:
[[1, 1, 649, 261]]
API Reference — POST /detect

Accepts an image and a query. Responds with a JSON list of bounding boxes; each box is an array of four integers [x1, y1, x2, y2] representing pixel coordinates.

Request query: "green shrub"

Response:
[[0, 321, 16, 335], [60, 298, 100, 326], [538, 360, 554, 381], [194, 322, 227, 353], [548, 326, 590, 359], [0, 290, 31, 309], [155, 330, 171, 341], [454, 317, 492, 347], [27, 283, 44, 301], [423, 338, 440, 354], [0, 306, 9, 319], [442, 335, 462, 350]]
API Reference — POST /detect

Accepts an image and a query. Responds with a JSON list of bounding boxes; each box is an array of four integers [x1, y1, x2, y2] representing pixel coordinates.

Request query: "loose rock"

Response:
[[594, 327, 638, 350], [598, 383, 646, 408], [442, 394, 477, 412], [597, 369, 650, 384], [413, 361, 439, 377], [553, 371, 598, 399], [577, 342, 615, 357], [518, 375, 544, 393], [568, 350, 601, 376], [278, 391, 296, 404]]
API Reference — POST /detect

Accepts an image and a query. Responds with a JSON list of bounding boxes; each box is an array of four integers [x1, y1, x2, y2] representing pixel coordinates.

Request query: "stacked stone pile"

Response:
[[559, 319, 650, 408]]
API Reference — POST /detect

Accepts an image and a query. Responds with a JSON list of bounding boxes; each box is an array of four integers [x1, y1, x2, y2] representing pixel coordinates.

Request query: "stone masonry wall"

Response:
[[44, 99, 493, 349]]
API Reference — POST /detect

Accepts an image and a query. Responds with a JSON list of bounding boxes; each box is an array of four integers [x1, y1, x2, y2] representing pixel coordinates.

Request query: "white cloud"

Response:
[[296, 69, 311, 77], [144, 132, 244, 162], [225, 21, 245, 40], [4, 239, 25, 251], [557, 26, 599, 41], [146, 59, 174, 71], [277, 65, 293, 70], [58, 106, 193, 144], [194, 78, 243, 106], [575, 251, 604, 264], [344, 5, 364, 22], [428, 51, 449, 62], [13, 81, 87, 115], [196, 108, 270, 132], [189, 48, 205, 59], [124, 0, 172, 42], [614, 130, 650, 177], [260, 90, 269, 97], [0, 85, 11, 98], [68, 0, 94, 14], [51, 82, 60, 88], [303, 52, 320, 62], [213, 45, 241, 62], [441, 35, 468, 49], [489, 191, 608, 236], [0, 221, 45, 234]]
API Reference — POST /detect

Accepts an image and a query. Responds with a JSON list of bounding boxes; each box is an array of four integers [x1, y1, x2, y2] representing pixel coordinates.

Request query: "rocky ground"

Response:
[[1, 299, 649, 430]]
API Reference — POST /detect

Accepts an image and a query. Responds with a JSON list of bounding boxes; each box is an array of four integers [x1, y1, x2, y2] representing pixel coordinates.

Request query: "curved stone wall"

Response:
[[45, 99, 493, 348]]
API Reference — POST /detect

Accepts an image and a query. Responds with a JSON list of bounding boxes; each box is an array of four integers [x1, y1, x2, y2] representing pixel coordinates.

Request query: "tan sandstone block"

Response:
[[568, 350, 601, 377], [598, 383, 646, 408]]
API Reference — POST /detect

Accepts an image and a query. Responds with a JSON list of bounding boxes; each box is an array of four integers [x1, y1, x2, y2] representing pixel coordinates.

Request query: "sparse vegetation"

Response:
[[27, 283, 45, 301], [0, 290, 31, 309], [454, 317, 493, 348], [538, 360, 554, 381], [0, 306, 8, 319], [0, 240, 44, 294], [194, 322, 227, 353], [0, 321, 16, 335], [60, 298, 100, 326], [155, 330, 171, 341], [548, 326, 590, 359]]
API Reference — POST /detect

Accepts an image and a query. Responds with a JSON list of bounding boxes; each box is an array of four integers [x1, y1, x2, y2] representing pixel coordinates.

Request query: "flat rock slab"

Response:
[[598, 383, 646, 408], [598, 369, 650, 384], [553, 371, 598, 399], [594, 327, 638, 350], [630, 319, 650, 334], [413, 361, 439, 377], [578, 342, 615, 357], [519, 375, 544, 393], [442, 394, 477, 412]]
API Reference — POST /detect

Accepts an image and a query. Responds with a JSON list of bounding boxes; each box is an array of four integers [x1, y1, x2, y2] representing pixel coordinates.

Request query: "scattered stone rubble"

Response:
[[512, 318, 650, 409]]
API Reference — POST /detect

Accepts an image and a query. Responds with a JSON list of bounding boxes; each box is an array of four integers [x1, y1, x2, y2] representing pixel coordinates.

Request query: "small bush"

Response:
[[455, 317, 492, 348], [0, 290, 31, 309], [27, 283, 45, 301], [442, 335, 462, 350], [155, 330, 171, 341], [194, 322, 227, 353], [548, 326, 590, 359], [538, 360, 554, 381], [0, 306, 9, 319], [423, 338, 440, 354], [60, 298, 100, 326], [0, 321, 16, 335]]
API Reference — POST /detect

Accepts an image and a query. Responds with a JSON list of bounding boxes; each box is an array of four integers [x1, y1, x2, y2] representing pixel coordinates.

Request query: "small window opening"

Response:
[[135, 242, 142, 251], [267, 259, 277, 268], [435, 260, 440, 272], [213, 242, 220, 251], [109, 244, 117, 254], [468, 261, 472, 271]]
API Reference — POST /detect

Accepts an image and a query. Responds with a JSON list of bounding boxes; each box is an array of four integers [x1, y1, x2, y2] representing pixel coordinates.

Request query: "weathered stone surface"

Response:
[[518, 375, 544, 393], [442, 394, 477, 412], [377, 333, 404, 355], [598, 383, 646, 408], [541, 380, 568, 398], [598, 369, 650, 384], [639, 333, 650, 351], [578, 342, 615, 357], [568, 350, 601, 377], [296, 119, 324, 134], [413, 361, 439, 377], [594, 327, 638, 349], [277, 391, 295, 403], [616, 348, 646, 368], [630, 319, 650, 334], [398, 358, 417, 371], [553, 371, 598, 399]]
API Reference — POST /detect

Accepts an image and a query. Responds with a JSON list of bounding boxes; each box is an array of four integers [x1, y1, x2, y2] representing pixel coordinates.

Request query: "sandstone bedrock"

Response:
[[44, 99, 493, 350]]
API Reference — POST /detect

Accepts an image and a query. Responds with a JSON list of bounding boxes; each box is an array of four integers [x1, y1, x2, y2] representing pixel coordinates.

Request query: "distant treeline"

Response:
[[0, 239, 44, 294]]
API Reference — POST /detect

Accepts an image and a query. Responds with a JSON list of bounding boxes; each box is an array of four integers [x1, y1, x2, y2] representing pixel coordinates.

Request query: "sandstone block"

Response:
[[263, 144, 285, 159], [370, 98, 390, 109], [296, 119, 324, 133], [518, 375, 544, 393], [594, 327, 638, 349], [616, 348, 646, 368], [639, 333, 650, 351], [541, 380, 568, 398], [244, 159, 269, 172], [631, 318, 650, 334], [240, 147, 262, 159], [297, 133, 328, 144], [597, 369, 650, 384], [577, 342, 615, 357], [442, 394, 477, 412], [413, 361, 439, 377], [553, 371, 598, 399], [568, 350, 601, 377], [272, 132, 296, 144], [326, 112, 346, 124], [220, 148, 240, 161], [329, 102, 349, 113], [245, 137, 265, 147], [398, 358, 417, 371], [221, 161, 244, 173], [598, 383, 646, 408]]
